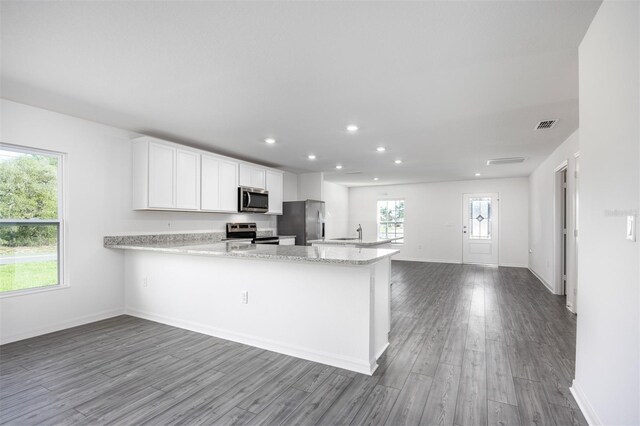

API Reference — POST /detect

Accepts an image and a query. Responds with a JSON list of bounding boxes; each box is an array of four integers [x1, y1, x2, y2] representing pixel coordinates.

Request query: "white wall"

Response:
[[297, 172, 323, 201], [0, 100, 276, 344], [282, 171, 298, 202], [349, 178, 529, 266], [529, 130, 579, 303], [323, 181, 349, 238], [572, 2, 639, 425]]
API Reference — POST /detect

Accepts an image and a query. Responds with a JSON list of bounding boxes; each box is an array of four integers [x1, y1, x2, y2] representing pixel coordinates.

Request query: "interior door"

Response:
[[462, 193, 499, 265]]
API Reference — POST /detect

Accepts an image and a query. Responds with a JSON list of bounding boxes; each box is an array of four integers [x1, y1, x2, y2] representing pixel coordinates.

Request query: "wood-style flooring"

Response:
[[0, 262, 586, 425]]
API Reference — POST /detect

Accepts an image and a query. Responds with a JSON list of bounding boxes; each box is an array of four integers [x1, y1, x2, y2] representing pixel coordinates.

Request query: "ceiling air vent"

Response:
[[486, 157, 525, 166], [535, 119, 558, 130], [345, 171, 362, 175]]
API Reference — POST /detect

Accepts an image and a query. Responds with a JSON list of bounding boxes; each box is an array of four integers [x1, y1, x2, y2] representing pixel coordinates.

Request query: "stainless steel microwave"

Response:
[[238, 186, 269, 213]]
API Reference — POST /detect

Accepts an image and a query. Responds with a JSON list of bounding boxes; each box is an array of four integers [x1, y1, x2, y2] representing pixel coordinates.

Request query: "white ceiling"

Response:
[[0, 1, 600, 186]]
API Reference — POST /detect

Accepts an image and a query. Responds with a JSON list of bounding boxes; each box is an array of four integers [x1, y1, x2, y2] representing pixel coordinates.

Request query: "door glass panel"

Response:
[[469, 197, 491, 240]]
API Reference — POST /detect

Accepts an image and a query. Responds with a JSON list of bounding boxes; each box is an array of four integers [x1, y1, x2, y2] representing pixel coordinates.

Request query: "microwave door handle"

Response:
[[247, 192, 251, 207]]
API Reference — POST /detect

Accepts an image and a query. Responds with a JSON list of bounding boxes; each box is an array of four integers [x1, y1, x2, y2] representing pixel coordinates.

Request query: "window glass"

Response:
[[469, 197, 491, 239], [377, 200, 404, 243], [0, 147, 63, 293]]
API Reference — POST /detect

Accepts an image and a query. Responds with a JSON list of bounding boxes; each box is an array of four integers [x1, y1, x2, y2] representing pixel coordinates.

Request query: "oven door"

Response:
[[239, 187, 269, 213]]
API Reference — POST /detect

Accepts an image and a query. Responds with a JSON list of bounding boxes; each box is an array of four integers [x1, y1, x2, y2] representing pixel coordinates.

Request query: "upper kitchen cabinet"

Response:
[[176, 149, 201, 210], [239, 164, 266, 189], [266, 170, 283, 214], [146, 141, 175, 209], [201, 155, 238, 212], [133, 137, 200, 211], [132, 136, 282, 214]]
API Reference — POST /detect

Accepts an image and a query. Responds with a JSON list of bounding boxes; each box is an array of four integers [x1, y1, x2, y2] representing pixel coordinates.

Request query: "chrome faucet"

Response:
[[356, 224, 363, 240]]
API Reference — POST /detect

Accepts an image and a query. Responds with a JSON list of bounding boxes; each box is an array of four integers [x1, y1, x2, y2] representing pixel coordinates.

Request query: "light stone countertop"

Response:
[[307, 237, 402, 247], [106, 240, 399, 265]]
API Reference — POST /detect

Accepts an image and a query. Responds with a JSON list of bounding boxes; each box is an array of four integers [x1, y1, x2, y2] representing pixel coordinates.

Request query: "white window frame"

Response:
[[377, 199, 405, 244], [0, 143, 68, 298]]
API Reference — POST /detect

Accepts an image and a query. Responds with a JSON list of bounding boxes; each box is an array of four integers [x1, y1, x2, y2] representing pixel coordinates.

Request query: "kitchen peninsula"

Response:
[[105, 233, 399, 375]]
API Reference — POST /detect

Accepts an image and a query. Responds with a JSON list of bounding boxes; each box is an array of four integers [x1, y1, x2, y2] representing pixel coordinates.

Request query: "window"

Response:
[[468, 197, 491, 239], [0, 144, 64, 294], [377, 199, 404, 243]]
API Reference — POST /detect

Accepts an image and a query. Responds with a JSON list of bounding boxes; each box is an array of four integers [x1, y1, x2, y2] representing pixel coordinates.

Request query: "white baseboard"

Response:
[[570, 379, 602, 426], [394, 258, 527, 268], [125, 307, 377, 375], [528, 267, 556, 294], [0, 308, 125, 345], [394, 258, 462, 264]]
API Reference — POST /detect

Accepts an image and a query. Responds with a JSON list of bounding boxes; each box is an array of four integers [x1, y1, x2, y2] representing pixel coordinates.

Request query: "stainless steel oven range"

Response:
[[225, 223, 279, 245]]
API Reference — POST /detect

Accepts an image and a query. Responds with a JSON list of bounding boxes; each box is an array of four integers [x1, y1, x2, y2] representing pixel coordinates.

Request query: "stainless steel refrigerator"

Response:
[[277, 200, 325, 246]]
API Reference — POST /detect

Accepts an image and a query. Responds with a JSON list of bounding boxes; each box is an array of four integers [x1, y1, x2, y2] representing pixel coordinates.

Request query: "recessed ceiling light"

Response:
[[376, 147, 386, 152], [394, 159, 402, 164], [475, 173, 481, 177], [346, 124, 359, 132], [373, 177, 379, 181], [264, 138, 276, 144], [335, 165, 343, 170], [308, 154, 316, 160]]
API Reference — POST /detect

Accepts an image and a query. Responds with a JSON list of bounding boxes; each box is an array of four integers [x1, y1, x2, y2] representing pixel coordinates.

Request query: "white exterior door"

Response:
[[462, 193, 499, 265]]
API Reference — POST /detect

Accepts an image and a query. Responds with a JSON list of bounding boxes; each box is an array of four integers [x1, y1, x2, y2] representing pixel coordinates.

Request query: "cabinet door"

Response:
[[219, 160, 239, 212], [239, 164, 252, 187], [266, 170, 283, 214], [148, 142, 175, 208], [176, 149, 200, 210], [279, 237, 295, 246], [201, 155, 221, 210], [251, 167, 266, 189]]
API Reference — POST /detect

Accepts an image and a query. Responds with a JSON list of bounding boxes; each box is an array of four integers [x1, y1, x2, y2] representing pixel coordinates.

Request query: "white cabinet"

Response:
[[134, 138, 200, 211], [219, 160, 239, 211], [279, 237, 295, 246], [176, 149, 200, 210], [147, 142, 175, 208], [201, 155, 238, 212], [133, 136, 282, 214], [239, 164, 266, 189], [266, 170, 284, 214]]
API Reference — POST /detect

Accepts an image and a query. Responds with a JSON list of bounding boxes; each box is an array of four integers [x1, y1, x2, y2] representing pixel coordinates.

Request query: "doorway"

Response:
[[556, 166, 568, 297], [462, 193, 499, 265]]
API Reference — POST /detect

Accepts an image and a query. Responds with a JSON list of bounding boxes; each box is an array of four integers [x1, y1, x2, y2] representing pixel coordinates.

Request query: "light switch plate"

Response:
[[627, 215, 636, 242]]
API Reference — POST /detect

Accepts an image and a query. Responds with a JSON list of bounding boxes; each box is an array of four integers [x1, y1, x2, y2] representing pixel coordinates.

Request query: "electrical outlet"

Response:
[[143, 277, 148, 288], [241, 291, 249, 304]]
